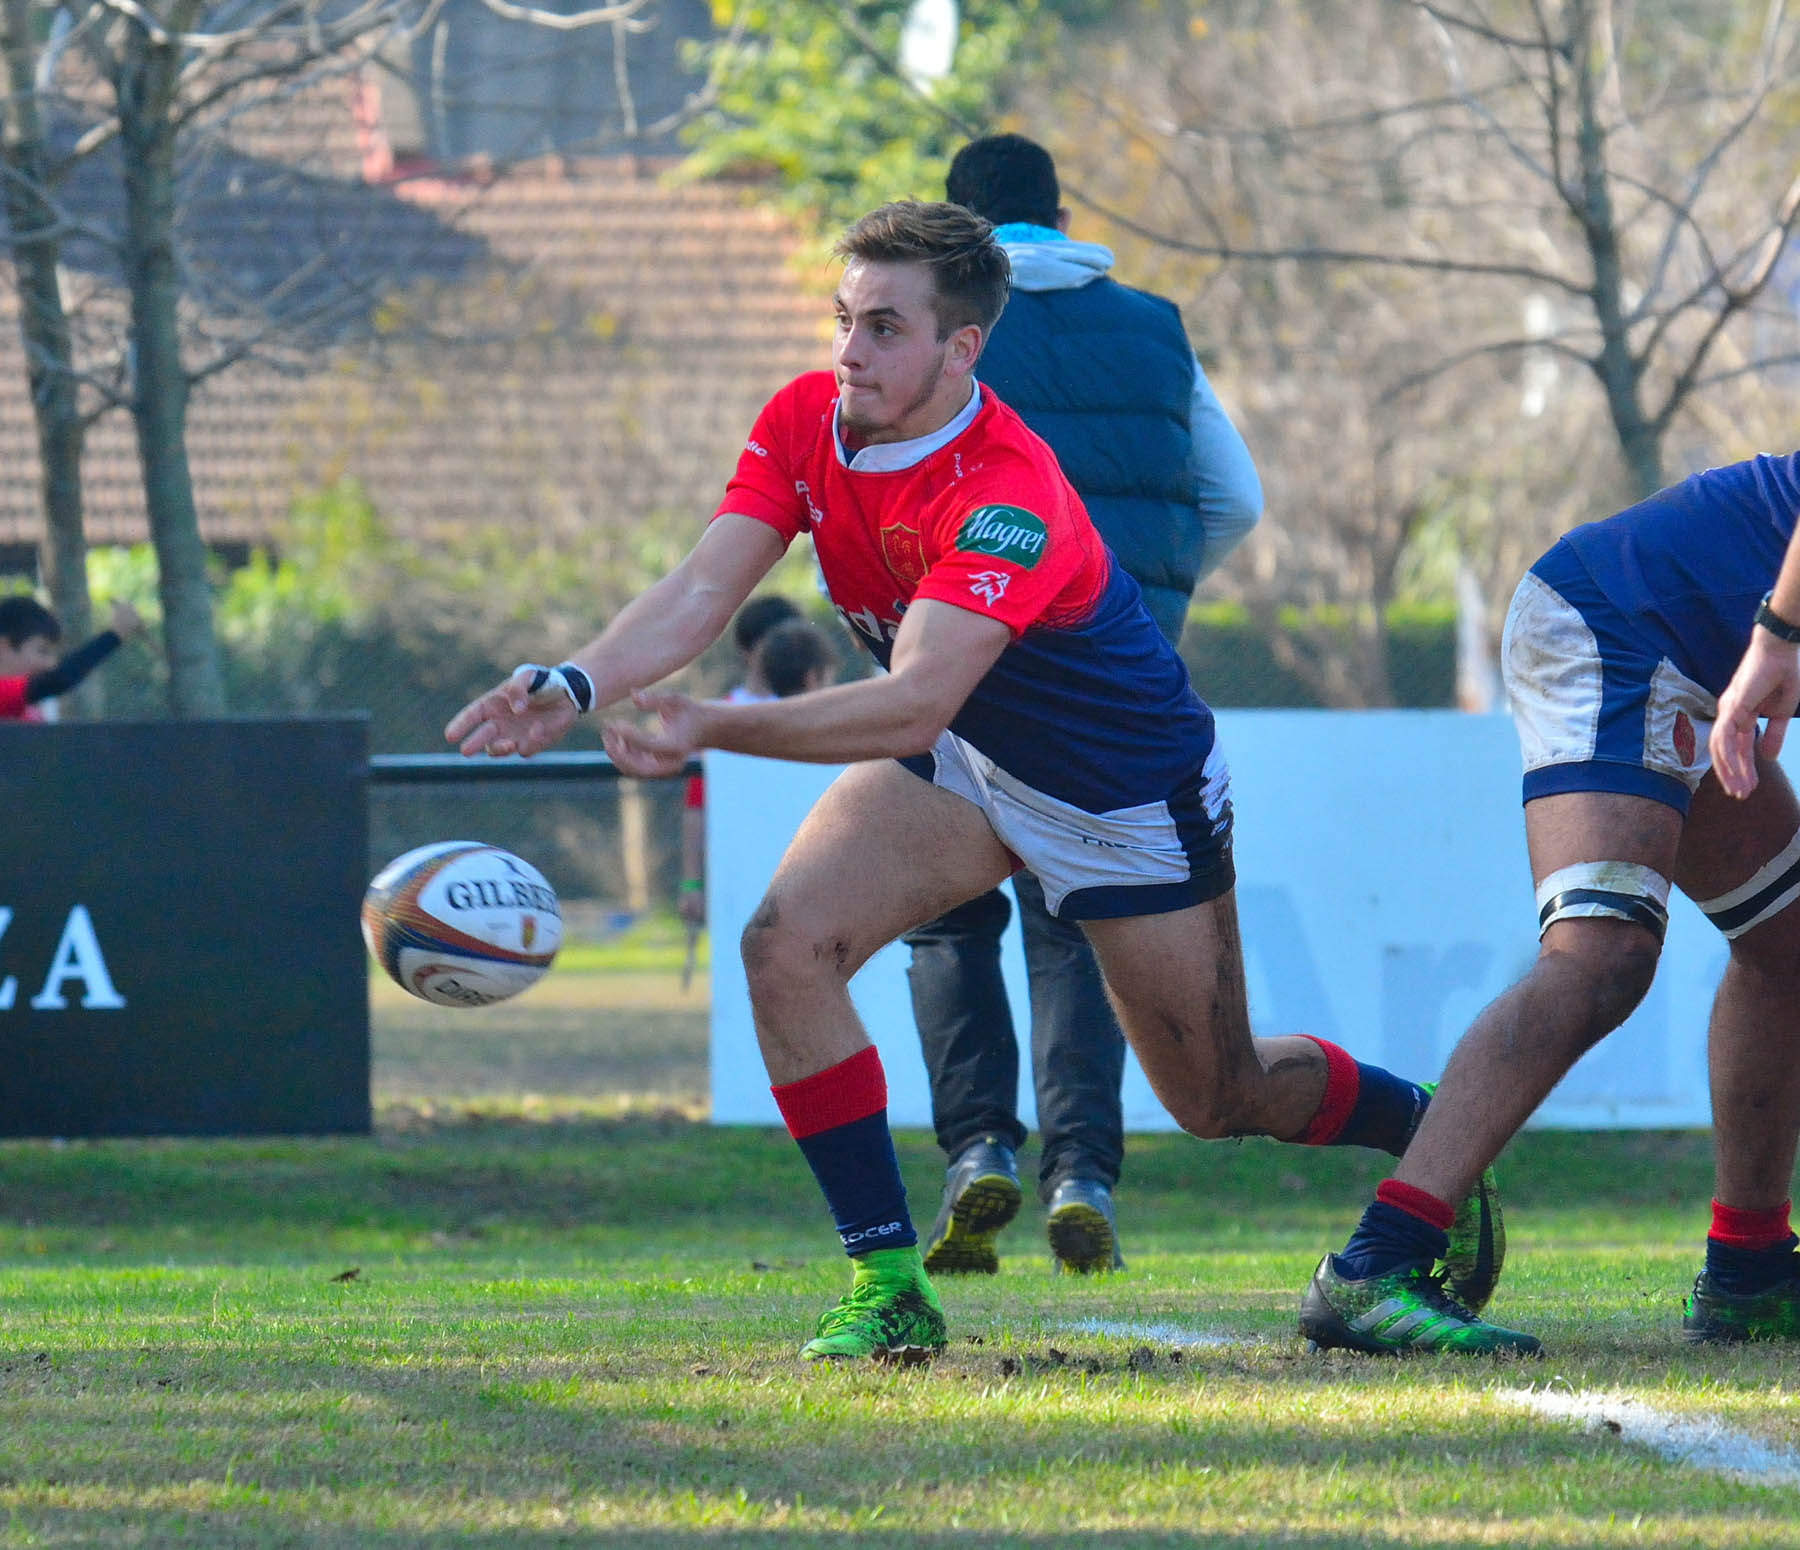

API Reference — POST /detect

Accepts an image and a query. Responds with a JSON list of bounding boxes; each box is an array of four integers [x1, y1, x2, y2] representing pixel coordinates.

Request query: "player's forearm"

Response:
[[697, 674, 948, 764], [566, 570, 733, 709]]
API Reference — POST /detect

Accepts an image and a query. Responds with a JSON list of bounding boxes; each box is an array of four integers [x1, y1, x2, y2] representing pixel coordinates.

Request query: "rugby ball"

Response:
[[362, 841, 562, 1006]]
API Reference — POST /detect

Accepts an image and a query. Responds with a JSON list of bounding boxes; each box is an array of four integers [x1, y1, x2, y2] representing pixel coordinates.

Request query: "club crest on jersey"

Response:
[[969, 570, 1011, 606], [956, 505, 1047, 570], [880, 521, 927, 585], [1673, 710, 1696, 766]]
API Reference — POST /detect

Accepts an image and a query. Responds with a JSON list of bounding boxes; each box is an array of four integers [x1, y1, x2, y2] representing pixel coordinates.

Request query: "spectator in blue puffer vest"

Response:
[[908, 132, 1263, 1276]]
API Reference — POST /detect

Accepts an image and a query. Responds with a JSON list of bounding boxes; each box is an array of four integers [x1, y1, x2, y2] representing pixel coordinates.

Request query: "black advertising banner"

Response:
[[0, 718, 370, 1136]]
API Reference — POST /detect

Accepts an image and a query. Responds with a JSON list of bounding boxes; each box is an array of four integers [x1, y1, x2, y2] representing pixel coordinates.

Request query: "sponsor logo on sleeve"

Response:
[[955, 504, 1047, 569], [746, 438, 769, 458]]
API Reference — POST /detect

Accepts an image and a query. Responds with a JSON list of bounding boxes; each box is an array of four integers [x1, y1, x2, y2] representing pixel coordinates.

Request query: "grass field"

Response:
[[5, 934, 1800, 1546]]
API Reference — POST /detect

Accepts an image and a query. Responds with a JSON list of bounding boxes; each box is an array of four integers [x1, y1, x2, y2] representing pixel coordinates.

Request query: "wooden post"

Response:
[[618, 778, 651, 913]]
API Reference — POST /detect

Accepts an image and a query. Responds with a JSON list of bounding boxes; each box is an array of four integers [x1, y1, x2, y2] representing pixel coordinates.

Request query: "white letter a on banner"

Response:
[[29, 906, 127, 1010]]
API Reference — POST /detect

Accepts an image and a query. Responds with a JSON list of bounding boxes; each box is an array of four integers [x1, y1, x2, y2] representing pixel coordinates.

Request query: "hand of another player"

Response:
[[601, 689, 706, 779], [108, 598, 143, 640], [1710, 630, 1800, 799], [446, 667, 579, 758]]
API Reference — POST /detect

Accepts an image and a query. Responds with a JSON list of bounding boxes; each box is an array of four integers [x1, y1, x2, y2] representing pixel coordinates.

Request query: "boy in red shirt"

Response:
[[0, 596, 142, 721]]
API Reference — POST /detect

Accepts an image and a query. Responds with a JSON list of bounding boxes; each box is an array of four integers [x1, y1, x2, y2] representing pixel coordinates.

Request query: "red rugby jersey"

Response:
[[716, 372, 1109, 651]]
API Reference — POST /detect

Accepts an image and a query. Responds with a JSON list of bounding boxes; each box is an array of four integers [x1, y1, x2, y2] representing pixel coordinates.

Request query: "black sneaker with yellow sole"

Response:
[[922, 1136, 1022, 1275]]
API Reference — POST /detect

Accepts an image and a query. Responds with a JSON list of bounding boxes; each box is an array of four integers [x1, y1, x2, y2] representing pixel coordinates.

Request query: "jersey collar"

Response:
[[832, 383, 982, 473]]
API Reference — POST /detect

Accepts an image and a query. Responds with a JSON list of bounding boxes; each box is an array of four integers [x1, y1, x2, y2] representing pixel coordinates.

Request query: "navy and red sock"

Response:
[[1334, 1179, 1452, 1282], [772, 1045, 917, 1256], [1705, 1199, 1799, 1296], [1293, 1036, 1431, 1157]]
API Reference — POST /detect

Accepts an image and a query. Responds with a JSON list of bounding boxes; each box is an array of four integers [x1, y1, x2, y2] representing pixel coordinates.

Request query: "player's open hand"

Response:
[[1711, 630, 1800, 799], [446, 667, 579, 758], [108, 598, 143, 640], [601, 689, 706, 779]]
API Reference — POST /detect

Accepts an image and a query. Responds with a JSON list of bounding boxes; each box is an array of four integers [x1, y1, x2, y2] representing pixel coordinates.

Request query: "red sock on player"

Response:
[[1375, 1177, 1456, 1232], [1709, 1198, 1793, 1252]]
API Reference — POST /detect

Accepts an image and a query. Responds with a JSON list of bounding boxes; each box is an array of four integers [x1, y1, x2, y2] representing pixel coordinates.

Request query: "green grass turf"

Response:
[[5, 1115, 1800, 1547]]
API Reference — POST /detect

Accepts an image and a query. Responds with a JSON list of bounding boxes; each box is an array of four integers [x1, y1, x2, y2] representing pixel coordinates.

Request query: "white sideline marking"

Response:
[[1502, 1387, 1800, 1486], [1065, 1317, 1237, 1347]]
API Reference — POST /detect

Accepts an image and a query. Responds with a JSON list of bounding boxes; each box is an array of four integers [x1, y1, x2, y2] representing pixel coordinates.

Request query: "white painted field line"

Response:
[[1501, 1386, 1800, 1487], [1063, 1317, 1238, 1347]]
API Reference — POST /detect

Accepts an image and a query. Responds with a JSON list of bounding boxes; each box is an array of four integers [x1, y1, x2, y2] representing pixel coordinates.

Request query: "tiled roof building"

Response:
[[0, 34, 824, 568]]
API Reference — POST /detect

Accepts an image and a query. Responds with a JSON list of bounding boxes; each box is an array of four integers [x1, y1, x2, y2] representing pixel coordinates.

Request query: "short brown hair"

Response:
[[833, 200, 1012, 341]]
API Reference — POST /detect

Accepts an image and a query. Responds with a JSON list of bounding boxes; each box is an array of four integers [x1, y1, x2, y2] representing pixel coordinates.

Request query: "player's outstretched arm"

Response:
[[447, 514, 786, 758], [603, 599, 1012, 772]]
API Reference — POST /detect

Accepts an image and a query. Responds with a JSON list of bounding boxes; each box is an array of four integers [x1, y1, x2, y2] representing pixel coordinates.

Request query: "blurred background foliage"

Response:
[[679, 0, 1113, 231]]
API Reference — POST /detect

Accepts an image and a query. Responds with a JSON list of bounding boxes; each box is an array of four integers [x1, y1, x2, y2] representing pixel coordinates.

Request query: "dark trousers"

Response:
[[903, 870, 1126, 1199]]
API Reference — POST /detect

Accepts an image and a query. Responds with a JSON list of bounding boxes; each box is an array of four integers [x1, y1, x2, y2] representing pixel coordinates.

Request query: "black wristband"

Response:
[[1755, 592, 1800, 644], [517, 661, 595, 714], [556, 662, 595, 714]]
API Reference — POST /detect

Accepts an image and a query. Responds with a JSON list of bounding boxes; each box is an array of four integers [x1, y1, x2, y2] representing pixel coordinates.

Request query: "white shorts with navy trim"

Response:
[[1504, 547, 1716, 814], [901, 729, 1235, 920]]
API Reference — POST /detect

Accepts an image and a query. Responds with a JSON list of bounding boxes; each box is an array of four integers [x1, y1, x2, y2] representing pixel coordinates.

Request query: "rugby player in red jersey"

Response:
[[447, 201, 1494, 1360]]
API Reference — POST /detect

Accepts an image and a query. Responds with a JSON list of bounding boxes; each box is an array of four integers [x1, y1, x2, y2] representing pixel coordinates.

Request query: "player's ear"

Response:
[[946, 322, 983, 377]]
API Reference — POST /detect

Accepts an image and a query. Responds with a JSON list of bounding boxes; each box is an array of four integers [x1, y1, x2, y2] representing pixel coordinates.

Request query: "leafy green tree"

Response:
[[682, 0, 1102, 229]]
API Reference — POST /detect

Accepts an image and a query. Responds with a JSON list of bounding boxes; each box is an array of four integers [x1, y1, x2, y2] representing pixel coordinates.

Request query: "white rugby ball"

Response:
[[362, 841, 562, 1006]]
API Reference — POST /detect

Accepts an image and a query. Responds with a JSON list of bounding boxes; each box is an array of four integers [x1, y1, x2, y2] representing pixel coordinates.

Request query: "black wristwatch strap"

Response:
[[1755, 591, 1800, 644]]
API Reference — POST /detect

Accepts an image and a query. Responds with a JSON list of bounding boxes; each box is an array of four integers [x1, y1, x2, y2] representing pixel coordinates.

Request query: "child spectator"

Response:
[[0, 595, 143, 722]]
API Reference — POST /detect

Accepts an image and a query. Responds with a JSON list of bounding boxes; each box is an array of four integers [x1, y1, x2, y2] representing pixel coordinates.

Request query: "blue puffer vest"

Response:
[[976, 279, 1200, 642]]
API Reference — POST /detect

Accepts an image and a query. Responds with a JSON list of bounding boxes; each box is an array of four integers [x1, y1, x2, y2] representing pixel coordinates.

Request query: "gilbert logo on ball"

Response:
[[362, 841, 562, 1007]]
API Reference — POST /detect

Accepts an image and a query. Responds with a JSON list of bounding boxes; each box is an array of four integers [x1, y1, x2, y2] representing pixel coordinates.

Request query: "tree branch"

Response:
[[1059, 189, 1592, 296]]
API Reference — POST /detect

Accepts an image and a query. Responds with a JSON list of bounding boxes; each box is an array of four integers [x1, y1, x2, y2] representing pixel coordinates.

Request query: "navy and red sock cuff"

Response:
[[772, 1044, 887, 1140]]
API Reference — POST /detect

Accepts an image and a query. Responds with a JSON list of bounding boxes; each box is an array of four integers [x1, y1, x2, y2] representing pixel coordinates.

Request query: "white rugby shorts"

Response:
[[903, 729, 1235, 919]]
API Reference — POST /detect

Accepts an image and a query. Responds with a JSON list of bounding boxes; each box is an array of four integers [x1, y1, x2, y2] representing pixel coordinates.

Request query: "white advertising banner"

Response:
[[707, 710, 1744, 1131]]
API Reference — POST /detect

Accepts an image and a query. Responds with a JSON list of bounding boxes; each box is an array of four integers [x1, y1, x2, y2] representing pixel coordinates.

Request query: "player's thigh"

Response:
[[1524, 789, 1684, 884], [1523, 790, 1683, 986], [748, 757, 1015, 981], [1678, 756, 1800, 959], [1080, 890, 1260, 1100]]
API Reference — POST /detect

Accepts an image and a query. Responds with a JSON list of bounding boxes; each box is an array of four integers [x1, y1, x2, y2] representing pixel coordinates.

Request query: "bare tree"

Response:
[[3, 0, 710, 715], [1026, 0, 1800, 702], [2, 0, 92, 702]]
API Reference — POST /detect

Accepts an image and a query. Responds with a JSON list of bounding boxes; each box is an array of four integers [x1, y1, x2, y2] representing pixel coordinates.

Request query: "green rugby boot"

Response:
[[1444, 1166, 1505, 1313], [922, 1136, 1022, 1276], [1681, 1270, 1800, 1343], [1417, 1084, 1506, 1314], [1300, 1254, 1542, 1356], [800, 1246, 948, 1363]]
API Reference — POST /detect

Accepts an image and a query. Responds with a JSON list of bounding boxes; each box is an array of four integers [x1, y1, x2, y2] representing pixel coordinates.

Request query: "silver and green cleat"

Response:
[[1300, 1254, 1542, 1356]]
